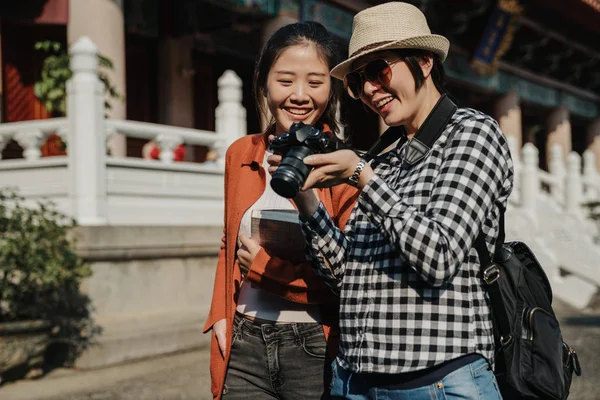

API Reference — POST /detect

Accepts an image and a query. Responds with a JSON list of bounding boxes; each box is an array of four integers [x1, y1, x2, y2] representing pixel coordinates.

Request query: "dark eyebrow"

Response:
[[274, 71, 327, 77]]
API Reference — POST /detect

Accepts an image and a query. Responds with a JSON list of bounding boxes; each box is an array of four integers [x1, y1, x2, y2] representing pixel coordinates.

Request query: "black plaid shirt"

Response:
[[301, 108, 514, 374]]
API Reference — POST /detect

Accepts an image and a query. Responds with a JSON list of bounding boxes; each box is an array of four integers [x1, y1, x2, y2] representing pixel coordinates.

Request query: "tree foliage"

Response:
[[33, 40, 121, 116]]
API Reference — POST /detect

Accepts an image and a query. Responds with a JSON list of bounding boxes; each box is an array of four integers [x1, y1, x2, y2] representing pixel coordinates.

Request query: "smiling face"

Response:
[[352, 50, 432, 129], [265, 42, 332, 136]]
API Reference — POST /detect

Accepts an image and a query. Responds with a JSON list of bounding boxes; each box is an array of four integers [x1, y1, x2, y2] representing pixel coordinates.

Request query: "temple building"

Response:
[[0, 0, 598, 165]]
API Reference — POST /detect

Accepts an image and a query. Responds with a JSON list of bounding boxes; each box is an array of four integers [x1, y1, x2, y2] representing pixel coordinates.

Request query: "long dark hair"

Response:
[[253, 21, 342, 135]]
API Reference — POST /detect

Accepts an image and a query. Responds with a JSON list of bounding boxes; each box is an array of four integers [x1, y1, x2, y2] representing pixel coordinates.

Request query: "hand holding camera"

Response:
[[268, 122, 342, 198]]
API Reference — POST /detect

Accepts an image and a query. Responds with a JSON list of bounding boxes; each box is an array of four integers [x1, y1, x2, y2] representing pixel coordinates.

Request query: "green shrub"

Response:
[[0, 188, 95, 364]]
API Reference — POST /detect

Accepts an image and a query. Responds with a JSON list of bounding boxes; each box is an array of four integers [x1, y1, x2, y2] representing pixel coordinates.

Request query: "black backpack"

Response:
[[475, 212, 582, 400]]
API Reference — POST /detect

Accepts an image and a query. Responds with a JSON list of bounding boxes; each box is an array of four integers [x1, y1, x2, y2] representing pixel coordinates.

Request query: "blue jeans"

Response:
[[330, 357, 503, 400], [223, 313, 331, 399]]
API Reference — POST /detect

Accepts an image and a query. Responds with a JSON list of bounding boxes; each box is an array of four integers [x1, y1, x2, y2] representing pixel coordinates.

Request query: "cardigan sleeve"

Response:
[[202, 229, 227, 333]]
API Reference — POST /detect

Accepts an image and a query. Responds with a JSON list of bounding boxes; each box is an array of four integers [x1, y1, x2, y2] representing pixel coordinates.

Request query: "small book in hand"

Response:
[[251, 209, 308, 265]]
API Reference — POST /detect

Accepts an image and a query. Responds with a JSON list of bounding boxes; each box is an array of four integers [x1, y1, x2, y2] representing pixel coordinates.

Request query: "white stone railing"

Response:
[[0, 118, 68, 161], [506, 139, 600, 309], [0, 36, 246, 226], [106, 120, 217, 163]]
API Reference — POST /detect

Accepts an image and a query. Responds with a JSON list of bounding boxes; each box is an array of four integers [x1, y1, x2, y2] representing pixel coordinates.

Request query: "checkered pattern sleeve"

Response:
[[300, 202, 350, 293], [359, 116, 509, 287]]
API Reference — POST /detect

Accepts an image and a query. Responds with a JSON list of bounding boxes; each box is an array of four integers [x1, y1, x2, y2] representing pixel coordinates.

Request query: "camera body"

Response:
[[269, 122, 338, 198]]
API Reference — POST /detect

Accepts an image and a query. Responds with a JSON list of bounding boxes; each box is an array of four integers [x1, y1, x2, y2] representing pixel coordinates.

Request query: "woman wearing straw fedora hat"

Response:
[[268, 2, 514, 399]]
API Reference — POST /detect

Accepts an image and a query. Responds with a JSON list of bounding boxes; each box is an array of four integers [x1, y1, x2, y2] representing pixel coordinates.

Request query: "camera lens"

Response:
[[271, 146, 313, 198]]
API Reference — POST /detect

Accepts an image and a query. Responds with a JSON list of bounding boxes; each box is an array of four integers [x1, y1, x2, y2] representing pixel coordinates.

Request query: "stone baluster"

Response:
[[56, 126, 69, 147], [14, 129, 45, 160], [67, 36, 107, 225], [214, 70, 246, 167], [155, 134, 183, 164], [0, 134, 12, 160], [521, 143, 539, 216], [583, 150, 598, 201], [548, 143, 565, 204], [565, 152, 583, 213]]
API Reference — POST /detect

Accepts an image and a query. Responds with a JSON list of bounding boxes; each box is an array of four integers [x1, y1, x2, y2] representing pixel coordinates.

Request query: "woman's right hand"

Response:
[[266, 151, 281, 176], [213, 318, 227, 358]]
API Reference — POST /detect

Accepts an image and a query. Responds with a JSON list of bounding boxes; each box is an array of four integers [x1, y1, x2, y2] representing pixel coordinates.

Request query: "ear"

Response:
[[419, 56, 434, 79]]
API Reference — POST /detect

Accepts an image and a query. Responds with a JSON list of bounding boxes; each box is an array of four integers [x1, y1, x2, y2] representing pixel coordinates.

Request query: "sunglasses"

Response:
[[344, 58, 401, 100]]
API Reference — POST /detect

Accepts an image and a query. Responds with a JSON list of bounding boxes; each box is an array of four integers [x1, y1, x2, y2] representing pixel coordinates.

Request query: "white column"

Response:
[[68, 0, 126, 156], [67, 37, 107, 225], [521, 143, 539, 218], [548, 143, 565, 204], [583, 150, 598, 201], [565, 152, 583, 214], [215, 70, 246, 166]]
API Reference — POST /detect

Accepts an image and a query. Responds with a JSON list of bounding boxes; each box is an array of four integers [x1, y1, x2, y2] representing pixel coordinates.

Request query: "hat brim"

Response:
[[330, 34, 450, 81]]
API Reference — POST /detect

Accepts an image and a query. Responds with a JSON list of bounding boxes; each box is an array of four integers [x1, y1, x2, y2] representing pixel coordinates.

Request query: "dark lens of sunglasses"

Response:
[[345, 59, 393, 99], [344, 73, 362, 99], [364, 59, 392, 87]]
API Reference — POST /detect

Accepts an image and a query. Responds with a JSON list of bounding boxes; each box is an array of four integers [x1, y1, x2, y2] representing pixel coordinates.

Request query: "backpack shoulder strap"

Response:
[[474, 208, 512, 345]]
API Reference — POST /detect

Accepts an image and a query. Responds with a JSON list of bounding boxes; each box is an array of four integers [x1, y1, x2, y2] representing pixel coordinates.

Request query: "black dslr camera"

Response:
[[269, 122, 339, 198]]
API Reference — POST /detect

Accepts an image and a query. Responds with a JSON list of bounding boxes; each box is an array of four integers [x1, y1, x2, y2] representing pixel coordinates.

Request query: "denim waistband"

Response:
[[234, 312, 324, 341]]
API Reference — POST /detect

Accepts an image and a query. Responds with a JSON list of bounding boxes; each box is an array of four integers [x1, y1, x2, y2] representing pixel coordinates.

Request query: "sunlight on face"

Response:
[[353, 50, 423, 128], [265, 43, 331, 136]]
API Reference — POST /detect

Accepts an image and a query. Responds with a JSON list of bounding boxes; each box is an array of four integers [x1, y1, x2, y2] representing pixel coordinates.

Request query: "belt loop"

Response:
[[235, 312, 246, 330], [291, 323, 302, 345]]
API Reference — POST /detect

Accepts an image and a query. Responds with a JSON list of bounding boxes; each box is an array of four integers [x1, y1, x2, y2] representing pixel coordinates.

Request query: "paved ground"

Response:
[[0, 350, 212, 400], [0, 299, 598, 400]]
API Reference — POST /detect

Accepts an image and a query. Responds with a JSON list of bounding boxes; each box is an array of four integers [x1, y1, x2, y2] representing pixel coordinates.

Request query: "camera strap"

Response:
[[362, 94, 457, 164], [361, 127, 405, 162]]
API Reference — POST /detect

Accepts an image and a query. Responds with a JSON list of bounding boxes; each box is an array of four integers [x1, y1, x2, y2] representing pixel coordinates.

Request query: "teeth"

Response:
[[287, 108, 310, 115], [376, 98, 393, 108]]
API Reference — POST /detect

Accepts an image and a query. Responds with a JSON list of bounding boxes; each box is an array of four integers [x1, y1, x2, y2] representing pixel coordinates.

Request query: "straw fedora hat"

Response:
[[330, 2, 449, 80]]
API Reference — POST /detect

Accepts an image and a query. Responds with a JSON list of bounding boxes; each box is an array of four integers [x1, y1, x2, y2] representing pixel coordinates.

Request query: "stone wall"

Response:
[[73, 225, 221, 369]]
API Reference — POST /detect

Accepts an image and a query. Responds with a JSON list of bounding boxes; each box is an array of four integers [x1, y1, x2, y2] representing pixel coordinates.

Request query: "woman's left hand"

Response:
[[302, 149, 373, 190], [237, 233, 262, 276]]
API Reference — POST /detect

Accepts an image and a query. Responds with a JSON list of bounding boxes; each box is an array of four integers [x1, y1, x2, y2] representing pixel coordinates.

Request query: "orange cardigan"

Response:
[[202, 133, 358, 399]]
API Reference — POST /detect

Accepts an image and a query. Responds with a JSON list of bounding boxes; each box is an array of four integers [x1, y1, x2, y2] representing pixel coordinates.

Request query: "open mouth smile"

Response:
[[285, 107, 312, 115], [374, 97, 394, 110]]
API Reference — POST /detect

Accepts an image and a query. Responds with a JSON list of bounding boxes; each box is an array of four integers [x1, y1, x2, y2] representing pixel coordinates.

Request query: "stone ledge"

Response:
[[73, 225, 222, 261], [75, 311, 209, 370]]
